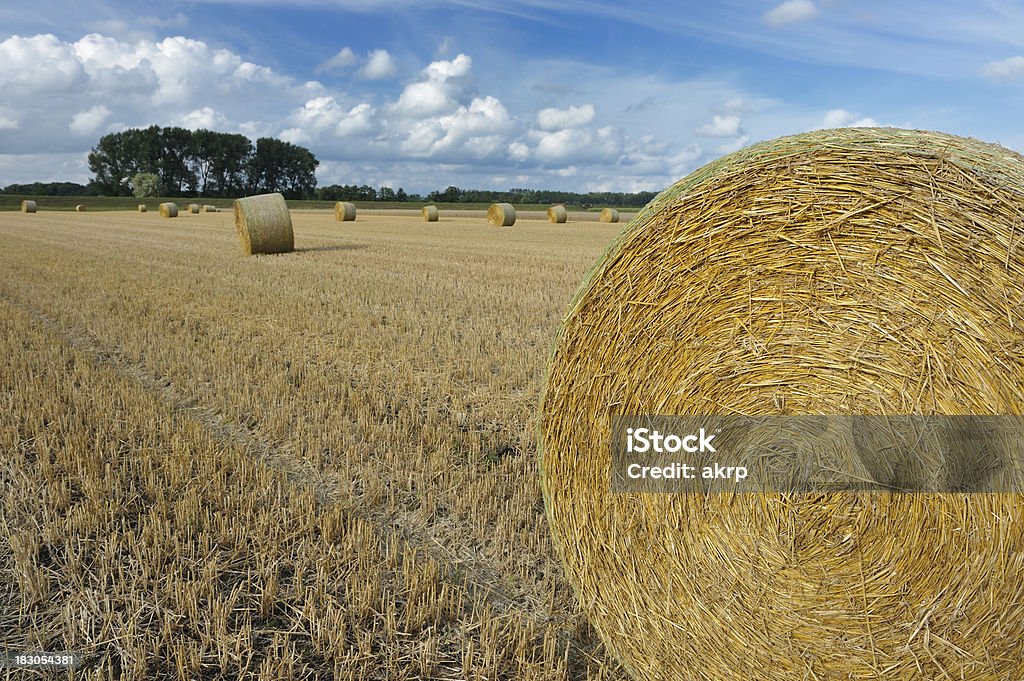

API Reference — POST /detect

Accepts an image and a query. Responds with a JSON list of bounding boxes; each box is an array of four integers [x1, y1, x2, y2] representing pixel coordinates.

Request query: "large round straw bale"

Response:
[[598, 207, 619, 222], [422, 205, 439, 222], [334, 201, 356, 221], [159, 202, 178, 218], [21, 200, 36, 213], [547, 204, 567, 223], [487, 202, 516, 226], [540, 128, 1024, 681], [137, 204, 147, 213], [75, 204, 86, 212], [234, 192, 293, 255], [189, 203, 200, 214]]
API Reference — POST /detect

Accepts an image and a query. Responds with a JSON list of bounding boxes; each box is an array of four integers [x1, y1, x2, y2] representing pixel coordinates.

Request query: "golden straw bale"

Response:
[[540, 127, 1024, 681], [487, 202, 516, 226], [547, 204, 568, 223], [334, 201, 356, 221], [20, 200, 36, 213], [203, 204, 218, 213], [74, 204, 86, 212], [159, 202, 178, 218], [189, 203, 200, 214], [422, 205, 439, 222], [137, 204, 147, 213], [599, 207, 619, 222], [234, 192, 293, 255]]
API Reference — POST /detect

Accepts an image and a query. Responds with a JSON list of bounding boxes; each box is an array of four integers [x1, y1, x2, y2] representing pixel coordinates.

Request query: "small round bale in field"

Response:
[[334, 201, 356, 221], [540, 127, 1024, 681], [21, 200, 36, 213], [203, 204, 218, 213], [598, 207, 618, 223], [422, 205, 439, 222], [487, 202, 516, 226], [75, 204, 86, 212], [159, 202, 178, 218], [234, 192, 293, 255], [137, 204, 147, 213], [547, 204, 567, 223], [189, 203, 200, 214]]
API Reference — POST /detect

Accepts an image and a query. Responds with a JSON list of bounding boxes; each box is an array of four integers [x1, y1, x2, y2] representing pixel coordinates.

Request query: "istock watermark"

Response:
[[610, 415, 1024, 493]]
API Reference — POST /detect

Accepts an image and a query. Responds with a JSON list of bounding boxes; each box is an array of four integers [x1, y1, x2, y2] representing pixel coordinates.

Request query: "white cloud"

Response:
[[361, 49, 396, 79], [981, 56, 1024, 82], [179, 106, 228, 130], [436, 36, 454, 57], [532, 125, 620, 163], [763, 0, 818, 27], [392, 54, 473, 117], [696, 114, 743, 137], [537, 104, 595, 131], [316, 47, 356, 73], [402, 95, 510, 158], [335, 103, 377, 137], [507, 141, 530, 161], [69, 104, 111, 136], [715, 134, 750, 154], [819, 108, 878, 128]]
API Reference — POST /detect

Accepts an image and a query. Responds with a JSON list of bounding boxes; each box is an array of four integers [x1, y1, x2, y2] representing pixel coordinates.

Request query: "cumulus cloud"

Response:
[[179, 106, 228, 130], [536, 104, 595, 131], [820, 108, 878, 128], [316, 47, 356, 73], [402, 96, 510, 159], [763, 0, 818, 27], [69, 105, 111, 136], [532, 125, 620, 164], [982, 56, 1024, 82], [696, 114, 743, 137], [361, 49, 397, 79], [715, 135, 751, 154], [392, 54, 473, 117]]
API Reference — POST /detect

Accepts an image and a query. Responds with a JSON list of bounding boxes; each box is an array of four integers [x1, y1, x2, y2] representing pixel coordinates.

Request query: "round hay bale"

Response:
[[539, 128, 1024, 681], [234, 192, 293, 255], [159, 202, 178, 218], [598, 207, 619, 223], [74, 204, 86, 212], [334, 201, 356, 221], [189, 203, 200, 214], [203, 204, 218, 213], [422, 205, 439, 222], [21, 200, 36, 213], [137, 204, 147, 213], [547, 204, 567, 223], [487, 202, 516, 226]]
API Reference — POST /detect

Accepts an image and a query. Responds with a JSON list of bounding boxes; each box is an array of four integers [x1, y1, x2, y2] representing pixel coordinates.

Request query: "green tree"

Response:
[[130, 172, 163, 198], [247, 138, 319, 199]]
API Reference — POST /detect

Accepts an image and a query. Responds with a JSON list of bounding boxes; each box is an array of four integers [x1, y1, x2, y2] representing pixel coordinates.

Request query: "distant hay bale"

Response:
[[189, 203, 200, 214], [75, 204, 86, 212], [137, 204, 147, 213], [203, 204, 218, 213], [599, 207, 619, 223], [422, 205, 439, 222], [234, 192, 293, 255], [547, 204, 567, 223], [159, 202, 178, 218], [334, 201, 356, 221], [540, 127, 1024, 681], [487, 202, 516, 226], [20, 200, 36, 213]]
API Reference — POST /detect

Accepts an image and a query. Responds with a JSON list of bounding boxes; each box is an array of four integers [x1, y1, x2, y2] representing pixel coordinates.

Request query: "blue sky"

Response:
[[1, 0, 1024, 194]]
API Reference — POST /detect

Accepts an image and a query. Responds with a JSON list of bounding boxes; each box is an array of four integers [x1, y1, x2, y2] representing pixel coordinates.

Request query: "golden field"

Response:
[[0, 208, 630, 680]]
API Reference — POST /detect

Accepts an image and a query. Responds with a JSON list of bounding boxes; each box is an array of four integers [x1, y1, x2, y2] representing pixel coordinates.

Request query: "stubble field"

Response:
[[0, 208, 630, 680]]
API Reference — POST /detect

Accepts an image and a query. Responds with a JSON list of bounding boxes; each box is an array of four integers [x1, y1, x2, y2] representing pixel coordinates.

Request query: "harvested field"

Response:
[[0, 209, 628, 680]]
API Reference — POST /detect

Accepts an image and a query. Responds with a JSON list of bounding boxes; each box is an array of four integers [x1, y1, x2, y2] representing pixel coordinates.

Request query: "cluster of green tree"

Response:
[[2, 181, 96, 196], [88, 126, 319, 199], [315, 184, 421, 202], [425, 185, 659, 207]]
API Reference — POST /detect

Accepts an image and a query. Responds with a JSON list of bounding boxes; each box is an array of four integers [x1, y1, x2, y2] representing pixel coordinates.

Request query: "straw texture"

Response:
[[234, 192, 294, 255], [540, 127, 1024, 681], [599, 207, 619, 223], [74, 204, 86, 212], [335, 201, 356, 221], [21, 200, 36, 213], [547, 204, 568, 223], [159, 202, 178, 218], [137, 204, 147, 213], [487, 202, 516, 226], [422, 205, 439, 222]]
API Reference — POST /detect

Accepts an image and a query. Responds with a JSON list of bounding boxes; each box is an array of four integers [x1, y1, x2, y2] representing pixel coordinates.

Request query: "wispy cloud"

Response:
[[763, 0, 817, 27], [981, 55, 1024, 82]]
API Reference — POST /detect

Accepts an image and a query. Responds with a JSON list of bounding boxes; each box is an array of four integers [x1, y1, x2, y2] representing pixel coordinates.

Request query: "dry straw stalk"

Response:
[[598, 207, 619, 223], [234, 192, 293, 255], [547, 205, 567, 223], [159, 202, 178, 218], [21, 200, 36, 213], [487, 202, 516, 226], [335, 201, 356, 221], [422, 205, 439, 222], [137, 204, 147, 213], [540, 127, 1024, 681]]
